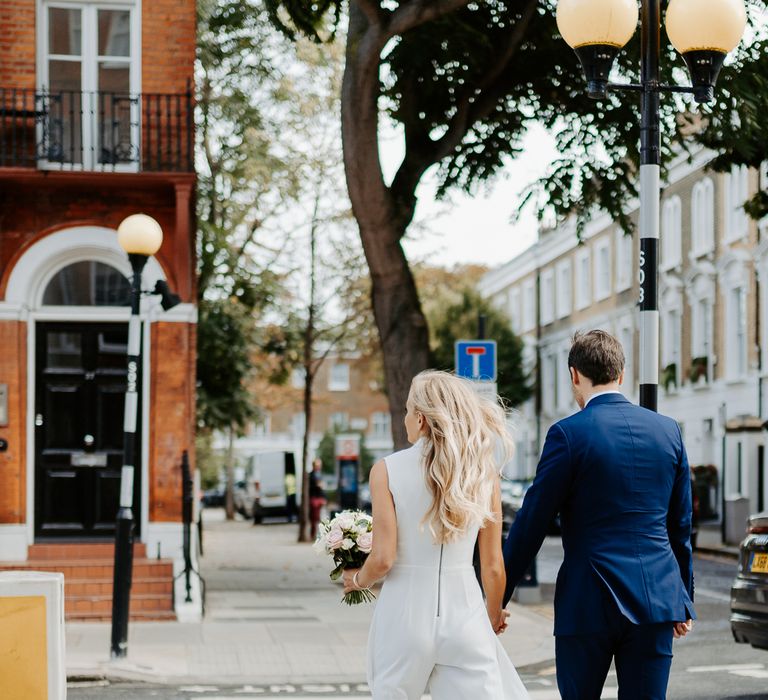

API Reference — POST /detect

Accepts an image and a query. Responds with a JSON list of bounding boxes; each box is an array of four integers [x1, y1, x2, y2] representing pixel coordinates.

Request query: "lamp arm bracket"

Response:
[[657, 84, 696, 95], [607, 82, 644, 93], [607, 82, 695, 96]]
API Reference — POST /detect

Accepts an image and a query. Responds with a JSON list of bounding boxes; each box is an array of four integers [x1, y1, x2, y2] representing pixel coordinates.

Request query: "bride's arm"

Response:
[[343, 460, 397, 592], [478, 479, 507, 633]]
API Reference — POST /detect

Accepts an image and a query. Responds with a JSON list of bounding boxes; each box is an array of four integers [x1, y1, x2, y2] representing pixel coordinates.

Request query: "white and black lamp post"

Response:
[[555, 0, 747, 411], [111, 214, 164, 658]]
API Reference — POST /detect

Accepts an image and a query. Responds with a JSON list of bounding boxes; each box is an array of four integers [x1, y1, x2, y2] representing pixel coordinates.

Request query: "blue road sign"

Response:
[[455, 340, 497, 381]]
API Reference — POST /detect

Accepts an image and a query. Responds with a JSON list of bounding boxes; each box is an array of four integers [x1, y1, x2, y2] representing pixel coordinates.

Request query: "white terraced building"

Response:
[[479, 148, 768, 523]]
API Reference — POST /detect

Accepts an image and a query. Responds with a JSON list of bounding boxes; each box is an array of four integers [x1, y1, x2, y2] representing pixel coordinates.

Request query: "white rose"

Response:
[[357, 531, 373, 554], [341, 537, 355, 550], [355, 523, 369, 535], [326, 528, 344, 550], [336, 512, 355, 531]]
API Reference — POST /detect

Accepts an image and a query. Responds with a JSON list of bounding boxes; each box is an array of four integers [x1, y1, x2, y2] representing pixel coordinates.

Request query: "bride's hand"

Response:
[[342, 568, 360, 594], [488, 606, 510, 635]]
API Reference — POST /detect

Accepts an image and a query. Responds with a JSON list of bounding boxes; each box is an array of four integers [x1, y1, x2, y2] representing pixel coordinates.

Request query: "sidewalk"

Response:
[[695, 523, 740, 560], [66, 512, 555, 686]]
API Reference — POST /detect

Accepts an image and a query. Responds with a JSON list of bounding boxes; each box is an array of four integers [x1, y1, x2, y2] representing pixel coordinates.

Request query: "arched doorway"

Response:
[[3, 226, 167, 544]]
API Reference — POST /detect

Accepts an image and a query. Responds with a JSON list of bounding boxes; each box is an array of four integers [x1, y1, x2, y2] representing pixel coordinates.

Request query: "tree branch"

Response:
[[353, 0, 390, 29], [388, 0, 538, 220], [432, 0, 537, 157], [387, 0, 472, 37]]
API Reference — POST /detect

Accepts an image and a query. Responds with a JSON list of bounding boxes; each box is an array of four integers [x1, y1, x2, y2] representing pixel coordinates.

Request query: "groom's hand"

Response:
[[673, 620, 693, 639]]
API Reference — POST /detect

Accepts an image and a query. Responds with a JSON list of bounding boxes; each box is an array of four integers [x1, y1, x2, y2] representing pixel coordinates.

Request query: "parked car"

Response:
[[731, 512, 768, 651], [201, 487, 225, 508], [500, 478, 562, 537], [500, 479, 532, 539]]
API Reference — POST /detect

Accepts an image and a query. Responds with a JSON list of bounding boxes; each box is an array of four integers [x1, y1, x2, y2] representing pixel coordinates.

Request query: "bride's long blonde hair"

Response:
[[409, 370, 514, 544]]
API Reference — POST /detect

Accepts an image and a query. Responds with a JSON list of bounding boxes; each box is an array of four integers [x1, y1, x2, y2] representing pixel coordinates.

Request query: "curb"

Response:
[[695, 546, 739, 561]]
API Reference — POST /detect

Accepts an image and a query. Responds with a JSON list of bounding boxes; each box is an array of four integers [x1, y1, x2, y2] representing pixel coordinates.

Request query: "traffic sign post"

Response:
[[455, 340, 497, 381], [455, 340, 497, 400]]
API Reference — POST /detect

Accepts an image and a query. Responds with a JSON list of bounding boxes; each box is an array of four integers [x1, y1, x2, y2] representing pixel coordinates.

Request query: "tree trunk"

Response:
[[224, 425, 236, 520], [342, 7, 431, 448], [298, 374, 313, 542], [298, 199, 318, 542], [365, 230, 430, 448]]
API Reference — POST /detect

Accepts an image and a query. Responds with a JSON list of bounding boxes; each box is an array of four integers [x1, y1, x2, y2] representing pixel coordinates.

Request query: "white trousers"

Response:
[[367, 566, 529, 700]]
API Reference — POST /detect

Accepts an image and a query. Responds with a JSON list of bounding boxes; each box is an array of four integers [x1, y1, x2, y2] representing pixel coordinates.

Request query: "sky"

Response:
[[379, 123, 560, 269]]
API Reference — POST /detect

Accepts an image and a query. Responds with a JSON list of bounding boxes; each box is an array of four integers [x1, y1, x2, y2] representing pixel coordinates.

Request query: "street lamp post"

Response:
[[556, 0, 747, 411], [111, 214, 164, 658]]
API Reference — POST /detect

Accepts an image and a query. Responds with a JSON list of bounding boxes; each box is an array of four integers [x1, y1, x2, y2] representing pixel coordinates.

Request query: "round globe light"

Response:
[[556, 0, 639, 49], [117, 214, 163, 256], [666, 0, 747, 54]]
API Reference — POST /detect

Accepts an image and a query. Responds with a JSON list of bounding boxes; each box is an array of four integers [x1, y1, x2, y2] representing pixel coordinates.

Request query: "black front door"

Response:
[[35, 322, 141, 539]]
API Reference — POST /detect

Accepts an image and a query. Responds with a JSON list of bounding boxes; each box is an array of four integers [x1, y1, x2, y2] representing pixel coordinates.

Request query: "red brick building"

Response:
[[0, 0, 197, 619]]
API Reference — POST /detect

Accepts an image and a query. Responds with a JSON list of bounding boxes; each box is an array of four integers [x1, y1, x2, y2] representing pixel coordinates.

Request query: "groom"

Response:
[[503, 330, 695, 699]]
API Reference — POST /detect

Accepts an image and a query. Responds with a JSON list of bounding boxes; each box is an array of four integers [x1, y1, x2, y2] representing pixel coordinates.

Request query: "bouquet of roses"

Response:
[[313, 509, 375, 605]]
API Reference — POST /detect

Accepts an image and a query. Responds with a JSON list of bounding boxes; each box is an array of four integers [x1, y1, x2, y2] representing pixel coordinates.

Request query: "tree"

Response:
[[196, 0, 304, 518], [430, 289, 531, 407], [265, 0, 767, 448]]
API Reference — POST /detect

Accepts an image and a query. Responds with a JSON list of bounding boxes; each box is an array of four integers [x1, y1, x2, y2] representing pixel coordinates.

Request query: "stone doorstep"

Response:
[[0, 553, 176, 622]]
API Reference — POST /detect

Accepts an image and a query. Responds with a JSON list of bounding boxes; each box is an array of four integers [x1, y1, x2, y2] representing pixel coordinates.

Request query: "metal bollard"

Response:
[[0, 571, 66, 700]]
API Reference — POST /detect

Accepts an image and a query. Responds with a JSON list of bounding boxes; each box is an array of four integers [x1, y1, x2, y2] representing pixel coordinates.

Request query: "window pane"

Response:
[[46, 65, 82, 164], [49, 59, 81, 92], [98, 10, 131, 57], [98, 65, 134, 164], [43, 261, 131, 306], [98, 63, 129, 94], [49, 8, 82, 56]]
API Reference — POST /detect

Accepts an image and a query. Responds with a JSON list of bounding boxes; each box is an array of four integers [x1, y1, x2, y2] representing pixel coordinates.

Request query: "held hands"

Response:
[[488, 606, 510, 635], [673, 619, 693, 639]]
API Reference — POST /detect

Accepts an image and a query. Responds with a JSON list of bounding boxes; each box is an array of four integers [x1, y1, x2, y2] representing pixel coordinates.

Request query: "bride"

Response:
[[342, 371, 530, 699]]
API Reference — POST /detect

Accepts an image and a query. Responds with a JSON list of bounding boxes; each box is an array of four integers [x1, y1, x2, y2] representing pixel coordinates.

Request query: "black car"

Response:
[[731, 512, 768, 650]]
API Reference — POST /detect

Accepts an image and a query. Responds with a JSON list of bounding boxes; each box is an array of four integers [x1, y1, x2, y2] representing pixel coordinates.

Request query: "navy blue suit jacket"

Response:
[[503, 393, 696, 636]]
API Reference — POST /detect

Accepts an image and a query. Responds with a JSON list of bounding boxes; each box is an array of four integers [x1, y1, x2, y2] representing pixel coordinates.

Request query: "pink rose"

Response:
[[357, 531, 373, 553], [326, 528, 344, 550]]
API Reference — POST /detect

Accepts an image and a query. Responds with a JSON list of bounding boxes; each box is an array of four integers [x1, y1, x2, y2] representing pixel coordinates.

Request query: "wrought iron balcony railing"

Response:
[[0, 88, 193, 173]]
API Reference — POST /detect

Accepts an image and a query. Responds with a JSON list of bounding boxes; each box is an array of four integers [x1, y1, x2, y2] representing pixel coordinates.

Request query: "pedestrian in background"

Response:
[[309, 458, 326, 540], [285, 470, 297, 523]]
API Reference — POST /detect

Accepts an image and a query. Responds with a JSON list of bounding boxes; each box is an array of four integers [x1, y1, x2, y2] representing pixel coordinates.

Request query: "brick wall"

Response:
[[0, 0, 35, 89], [142, 0, 196, 94], [149, 321, 195, 522], [0, 321, 26, 524], [0, 177, 188, 300], [258, 356, 390, 438]]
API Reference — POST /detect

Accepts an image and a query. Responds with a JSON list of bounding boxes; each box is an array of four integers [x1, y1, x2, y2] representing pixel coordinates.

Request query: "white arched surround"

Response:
[[1, 226, 193, 550], [4, 225, 166, 311]]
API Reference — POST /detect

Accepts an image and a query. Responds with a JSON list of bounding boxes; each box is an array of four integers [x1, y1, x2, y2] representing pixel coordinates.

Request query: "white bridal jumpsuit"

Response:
[[367, 441, 530, 700]]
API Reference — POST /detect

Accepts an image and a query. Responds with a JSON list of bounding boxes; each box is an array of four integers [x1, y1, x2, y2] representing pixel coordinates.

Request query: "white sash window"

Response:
[[38, 1, 140, 170]]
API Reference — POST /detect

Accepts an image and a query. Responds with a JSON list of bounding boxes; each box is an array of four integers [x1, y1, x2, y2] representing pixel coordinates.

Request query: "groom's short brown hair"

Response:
[[568, 330, 625, 386]]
